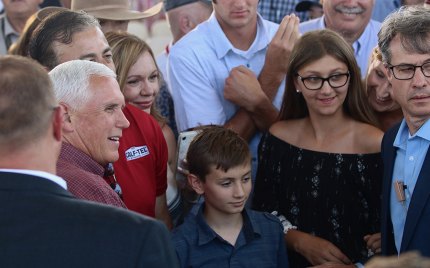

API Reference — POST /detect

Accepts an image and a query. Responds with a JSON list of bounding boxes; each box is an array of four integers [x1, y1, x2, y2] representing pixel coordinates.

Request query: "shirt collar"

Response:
[[208, 13, 270, 60], [195, 203, 260, 246], [320, 15, 374, 57], [0, 169, 67, 190], [394, 118, 430, 150], [2, 15, 19, 38], [354, 21, 375, 57]]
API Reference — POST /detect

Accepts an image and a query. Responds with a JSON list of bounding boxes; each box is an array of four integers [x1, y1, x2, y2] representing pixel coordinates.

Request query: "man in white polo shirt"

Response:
[[168, 0, 300, 178]]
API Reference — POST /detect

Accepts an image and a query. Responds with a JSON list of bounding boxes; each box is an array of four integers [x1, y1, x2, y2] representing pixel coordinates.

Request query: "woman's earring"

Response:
[[296, 89, 301, 93]]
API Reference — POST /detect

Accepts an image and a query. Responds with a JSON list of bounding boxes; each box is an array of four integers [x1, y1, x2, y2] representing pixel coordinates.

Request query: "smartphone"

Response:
[[174, 130, 201, 215], [174, 130, 199, 189]]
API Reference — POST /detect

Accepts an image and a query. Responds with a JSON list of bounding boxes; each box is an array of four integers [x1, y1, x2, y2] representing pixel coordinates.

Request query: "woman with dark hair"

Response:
[[253, 29, 383, 267]]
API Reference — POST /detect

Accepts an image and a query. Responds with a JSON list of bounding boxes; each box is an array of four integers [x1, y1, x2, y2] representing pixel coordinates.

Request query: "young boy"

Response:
[[171, 126, 289, 268]]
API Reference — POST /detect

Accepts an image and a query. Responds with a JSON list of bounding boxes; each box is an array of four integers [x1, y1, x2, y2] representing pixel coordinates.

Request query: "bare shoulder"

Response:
[[354, 122, 384, 153], [269, 119, 305, 144]]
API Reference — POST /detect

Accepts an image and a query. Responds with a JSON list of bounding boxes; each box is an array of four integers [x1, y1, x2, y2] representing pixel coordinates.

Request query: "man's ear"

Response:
[[188, 173, 204, 195], [59, 102, 74, 133], [52, 105, 64, 142], [180, 15, 193, 35]]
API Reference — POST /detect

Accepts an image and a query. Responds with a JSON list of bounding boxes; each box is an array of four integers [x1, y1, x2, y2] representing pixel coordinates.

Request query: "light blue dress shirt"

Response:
[[371, 0, 400, 22], [391, 119, 430, 253], [299, 16, 381, 78], [167, 13, 285, 178]]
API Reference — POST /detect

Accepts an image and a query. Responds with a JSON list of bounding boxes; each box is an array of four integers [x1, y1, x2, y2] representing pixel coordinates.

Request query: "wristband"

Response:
[[271, 211, 297, 234]]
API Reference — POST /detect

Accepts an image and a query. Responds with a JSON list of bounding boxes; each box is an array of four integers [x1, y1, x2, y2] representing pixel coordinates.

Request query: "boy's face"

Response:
[[196, 163, 252, 216]]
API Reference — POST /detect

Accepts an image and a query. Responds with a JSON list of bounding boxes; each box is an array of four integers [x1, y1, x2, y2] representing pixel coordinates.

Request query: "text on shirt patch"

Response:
[[125, 146, 149, 161]]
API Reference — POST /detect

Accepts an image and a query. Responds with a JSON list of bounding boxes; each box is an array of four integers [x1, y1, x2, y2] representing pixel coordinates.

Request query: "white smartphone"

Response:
[[174, 130, 201, 215], [174, 130, 199, 189]]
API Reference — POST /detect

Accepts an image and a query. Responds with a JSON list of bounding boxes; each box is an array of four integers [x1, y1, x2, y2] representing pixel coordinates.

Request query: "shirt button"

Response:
[[409, 156, 414, 161]]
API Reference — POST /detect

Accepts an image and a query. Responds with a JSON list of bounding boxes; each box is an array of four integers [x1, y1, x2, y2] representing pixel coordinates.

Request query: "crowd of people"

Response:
[[1, 0, 430, 267]]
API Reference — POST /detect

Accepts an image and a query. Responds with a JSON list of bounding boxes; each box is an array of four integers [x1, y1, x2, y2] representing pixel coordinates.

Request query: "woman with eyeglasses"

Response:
[[365, 47, 403, 131], [253, 29, 383, 268]]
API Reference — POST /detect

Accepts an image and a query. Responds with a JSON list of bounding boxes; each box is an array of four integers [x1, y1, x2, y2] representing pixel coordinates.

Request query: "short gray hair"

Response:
[[48, 60, 117, 109], [378, 5, 430, 64]]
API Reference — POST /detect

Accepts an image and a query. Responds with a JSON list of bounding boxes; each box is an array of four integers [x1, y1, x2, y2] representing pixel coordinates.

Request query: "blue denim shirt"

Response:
[[171, 204, 289, 268]]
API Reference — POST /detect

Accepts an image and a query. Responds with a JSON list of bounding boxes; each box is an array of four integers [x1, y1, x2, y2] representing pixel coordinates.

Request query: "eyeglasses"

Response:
[[388, 62, 430, 80], [296, 72, 350, 90]]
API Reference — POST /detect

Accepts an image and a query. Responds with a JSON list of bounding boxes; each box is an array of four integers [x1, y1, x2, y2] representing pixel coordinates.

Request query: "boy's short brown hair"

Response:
[[186, 126, 251, 182]]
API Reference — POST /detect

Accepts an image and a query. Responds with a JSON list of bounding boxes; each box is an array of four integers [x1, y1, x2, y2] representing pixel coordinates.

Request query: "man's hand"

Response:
[[262, 14, 300, 85], [224, 65, 267, 112]]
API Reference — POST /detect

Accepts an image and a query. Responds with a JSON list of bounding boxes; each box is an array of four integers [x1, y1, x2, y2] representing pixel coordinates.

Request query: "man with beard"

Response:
[[300, 0, 379, 77]]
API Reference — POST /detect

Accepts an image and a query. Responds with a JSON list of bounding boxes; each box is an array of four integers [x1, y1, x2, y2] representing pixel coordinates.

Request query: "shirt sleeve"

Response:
[[167, 47, 226, 132]]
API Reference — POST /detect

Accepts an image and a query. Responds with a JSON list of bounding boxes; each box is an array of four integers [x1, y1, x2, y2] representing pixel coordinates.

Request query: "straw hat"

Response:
[[71, 0, 163, 21]]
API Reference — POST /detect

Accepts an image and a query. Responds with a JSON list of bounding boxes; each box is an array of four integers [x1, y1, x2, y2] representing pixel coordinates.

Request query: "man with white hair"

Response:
[[0, 56, 178, 267], [49, 59, 130, 207], [30, 10, 173, 228]]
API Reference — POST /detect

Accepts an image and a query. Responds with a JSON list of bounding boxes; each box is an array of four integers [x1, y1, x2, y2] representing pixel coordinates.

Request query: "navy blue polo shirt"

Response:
[[171, 203, 289, 268]]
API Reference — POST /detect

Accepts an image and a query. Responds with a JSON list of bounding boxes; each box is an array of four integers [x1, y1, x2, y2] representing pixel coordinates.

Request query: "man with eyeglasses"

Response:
[[378, 5, 430, 258]]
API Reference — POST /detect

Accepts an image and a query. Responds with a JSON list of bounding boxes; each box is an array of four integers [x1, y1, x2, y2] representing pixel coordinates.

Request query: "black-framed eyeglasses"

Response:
[[388, 62, 430, 80], [296, 72, 350, 90]]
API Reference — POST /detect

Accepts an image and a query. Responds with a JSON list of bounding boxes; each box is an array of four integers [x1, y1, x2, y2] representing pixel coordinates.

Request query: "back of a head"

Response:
[[164, 0, 213, 41], [0, 56, 55, 151], [378, 5, 430, 64], [29, 10, 100, 70], [48, 60, 116, 110], [186, 126, 251, 181]]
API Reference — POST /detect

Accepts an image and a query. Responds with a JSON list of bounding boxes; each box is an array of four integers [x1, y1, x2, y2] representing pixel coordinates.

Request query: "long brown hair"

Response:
[[279, 29, 378, 126]]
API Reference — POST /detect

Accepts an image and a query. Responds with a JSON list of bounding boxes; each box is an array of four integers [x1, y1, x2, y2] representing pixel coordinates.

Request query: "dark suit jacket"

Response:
[[381, 123, 430, 257], [0, 172, 179, 268]]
